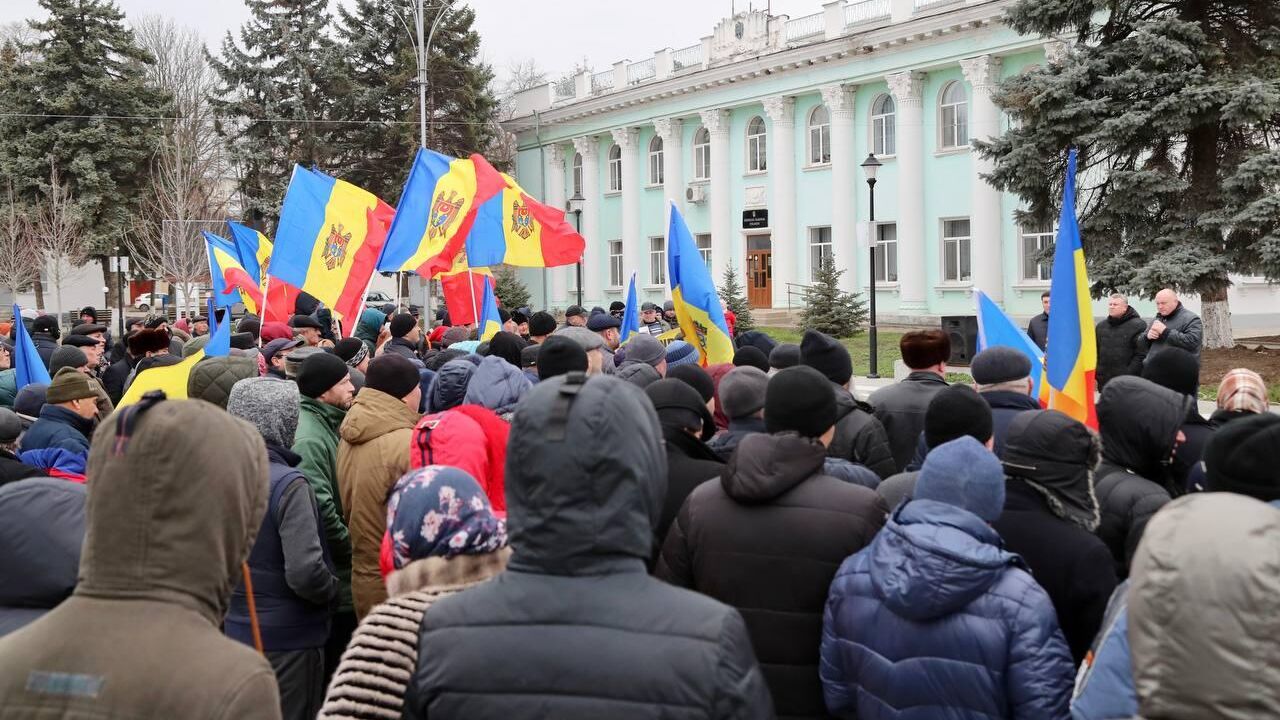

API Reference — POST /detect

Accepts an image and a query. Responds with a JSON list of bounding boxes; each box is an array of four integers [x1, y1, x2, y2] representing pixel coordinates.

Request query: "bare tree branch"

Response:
[[0, 182, 42, 298], [33, 162, 86, 326]]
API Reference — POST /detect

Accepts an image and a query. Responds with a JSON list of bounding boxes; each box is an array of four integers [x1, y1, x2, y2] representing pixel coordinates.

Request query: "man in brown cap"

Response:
[[18, 367, 98, 456]]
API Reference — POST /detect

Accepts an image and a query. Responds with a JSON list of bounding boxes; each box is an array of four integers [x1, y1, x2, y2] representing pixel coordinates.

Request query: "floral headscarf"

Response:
[[386, 465, 507, 568]]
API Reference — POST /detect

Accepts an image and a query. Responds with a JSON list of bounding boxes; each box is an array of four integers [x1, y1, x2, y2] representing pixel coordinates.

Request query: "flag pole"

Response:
[[467, 269, 479, 330]]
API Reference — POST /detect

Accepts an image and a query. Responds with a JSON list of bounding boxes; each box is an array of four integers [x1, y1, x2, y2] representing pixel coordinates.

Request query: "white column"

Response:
[[545, 143, 568, 304], [887, 71, 927, 312], [822, 83, 857, 293], [612, 127, 643, 286], [572, 136, 601, 304], [654, 117, 684, 213], [763, 95, 796, 307], [701, 109, 732, 282], [962, 55, 1004, 304]]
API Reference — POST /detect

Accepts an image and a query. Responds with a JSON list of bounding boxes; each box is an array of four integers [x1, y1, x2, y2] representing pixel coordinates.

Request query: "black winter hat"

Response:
[[925, 384, 993, 449], [61, 334, 100, 348], [512, 311, 529, 326], [565, 305, 587, 318], [529, 311, 557, 337], [297, 351, 350, 399], [237, 315, 261, 334], [49, 346, 88, 375], [645, 378, 714, 439], [364, 354, 421, 399], [971, 346, 1032, 385], [488, 331, 525, 368], [735, 330, 777, 357], [537, 336, 587, 380], [230, 332, 256, 351], [587, 313, 621, 332], [70, 323, 107, 337], [289, 314, 323, 331], [732, 346, 770, 374], [765, 366, 838, 439], [32, 315, 59, 338], [769, 343, 801, 371], [498, 308, 512, 324], [521, 344, 540, 369], [389, 313, 418, 339], [334, 337, 367, 365], [1141, 347, 1200, 398], [1204, 413, 1280, 501], [79, 306, 97, 321], [609, 301, 626, 313], [666, 364, 715, 404], [800, 329, 852, 386]]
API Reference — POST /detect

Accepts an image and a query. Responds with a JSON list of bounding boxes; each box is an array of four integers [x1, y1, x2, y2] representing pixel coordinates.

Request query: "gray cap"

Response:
[[624, 333, 666, 367], [618, 362, 661, 389], [552, 325, 604, 352], [0, 408, 22, 445], [719, 366, 769, 420], [283, 346, 324, 379], [971, 346, 1033, 385]]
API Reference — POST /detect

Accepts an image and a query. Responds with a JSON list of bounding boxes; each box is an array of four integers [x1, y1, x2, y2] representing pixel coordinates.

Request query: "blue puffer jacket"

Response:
[[463, 355, 531, 418], [821, 499, 1074, 719], [1069, 582, 1134, 720], [426, 359, 475, 414], [19, 405, 93, 457]]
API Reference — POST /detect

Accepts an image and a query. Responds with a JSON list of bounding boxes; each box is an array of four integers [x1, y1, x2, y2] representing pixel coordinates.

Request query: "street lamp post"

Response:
[[566, 191, 585, 308], [861, 153, 883, 379]]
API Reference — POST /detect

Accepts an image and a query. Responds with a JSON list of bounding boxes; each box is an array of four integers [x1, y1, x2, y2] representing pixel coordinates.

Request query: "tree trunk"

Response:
[[98, 255, 117, 308], [33, 278, 45, 311], [1201, 284, 1232, 349]]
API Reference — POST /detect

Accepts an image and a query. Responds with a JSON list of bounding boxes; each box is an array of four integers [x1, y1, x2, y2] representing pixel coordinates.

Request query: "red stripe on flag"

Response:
[[334, 200, 394, 323], [263, 279, 300, 325], [222, 266, 265, 311], [524, 193, 586, 267], [441, 270, 489, 325]]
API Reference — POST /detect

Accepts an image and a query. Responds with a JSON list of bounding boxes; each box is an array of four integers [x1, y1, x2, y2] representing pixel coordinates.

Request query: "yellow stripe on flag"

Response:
[[117, 350, 206, 408]]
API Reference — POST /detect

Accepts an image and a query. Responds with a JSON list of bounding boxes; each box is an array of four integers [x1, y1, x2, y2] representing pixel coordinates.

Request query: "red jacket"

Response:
[[409, 405, 508, 513]]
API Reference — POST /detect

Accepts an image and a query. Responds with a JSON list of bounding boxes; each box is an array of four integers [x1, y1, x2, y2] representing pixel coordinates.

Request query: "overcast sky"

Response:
[[2, 0, 823, 87]]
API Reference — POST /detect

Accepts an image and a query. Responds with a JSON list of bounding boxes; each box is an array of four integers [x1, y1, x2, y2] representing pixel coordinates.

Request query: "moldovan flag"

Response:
[[975, 290, 1049, 407], [619, 273, 640, 344], [666, 202, 733, 366], [117, 312, 230, 408], [226, 220, 297, 322], [476, 276, 502, 343], [270, 166, 394, 324], [440, 259, 492, 326], [203, 232, 264, 314], [11, 304, 50, 390], [377, 148, 507, 279], [466, 163, 586, 268], [1045, 148, 1098, 428]]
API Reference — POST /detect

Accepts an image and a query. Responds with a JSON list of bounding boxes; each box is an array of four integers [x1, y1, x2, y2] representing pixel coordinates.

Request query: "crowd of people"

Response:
[[0, 287, 1275, 720]]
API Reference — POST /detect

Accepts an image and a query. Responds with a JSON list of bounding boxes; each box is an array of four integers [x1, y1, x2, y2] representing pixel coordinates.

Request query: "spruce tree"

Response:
[[329, 1, 497, 202], [718, 261, 755, 333], [800, 258, 867, 338], [0, 0, 165, 258], [494, 266, 531, 310], [978, 1, 1280, 348], [208, 0, 339, 227]]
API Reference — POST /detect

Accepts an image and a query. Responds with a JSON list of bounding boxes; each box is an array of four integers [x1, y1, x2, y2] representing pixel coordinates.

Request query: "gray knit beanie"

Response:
[[228, 377, 300, 448]]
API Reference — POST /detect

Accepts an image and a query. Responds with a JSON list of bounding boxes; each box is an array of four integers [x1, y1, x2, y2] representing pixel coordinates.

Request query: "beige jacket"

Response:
[[1129, 492, 1280, 719], [337, 388, 419, 617], [0, 399, 280, 720]]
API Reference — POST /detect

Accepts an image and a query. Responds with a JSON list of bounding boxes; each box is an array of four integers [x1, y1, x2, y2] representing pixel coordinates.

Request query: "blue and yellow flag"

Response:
[[1045, 149, 1098, 428], [11, 304, 51, 390], [476, 276, 502, 342], [619, 273, 640, 344], [118, 312, 230, 407], [466, 156, 586, 269], [667, 202, 733, 366], [975, 290, 1049, 407]]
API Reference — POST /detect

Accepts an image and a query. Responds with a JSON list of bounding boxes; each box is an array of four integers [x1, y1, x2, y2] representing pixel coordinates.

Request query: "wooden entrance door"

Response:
[[746, 247, 772, 309]]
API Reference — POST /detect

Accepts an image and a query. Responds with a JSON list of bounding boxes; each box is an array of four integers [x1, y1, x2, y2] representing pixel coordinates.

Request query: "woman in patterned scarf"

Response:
[[320, 466, 510, 719]]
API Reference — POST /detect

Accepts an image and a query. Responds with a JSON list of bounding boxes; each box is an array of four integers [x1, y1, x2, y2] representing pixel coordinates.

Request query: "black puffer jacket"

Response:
[[1095, 376, 1191, 579], [654, 426, 724, 557], [0, 478, 86, 636], [658, 432, 887, 719], [405, 375, 773, 720], [829, 385, 896, 479], [1095, 306, 1146, 389], [868, 372, 948, 473]]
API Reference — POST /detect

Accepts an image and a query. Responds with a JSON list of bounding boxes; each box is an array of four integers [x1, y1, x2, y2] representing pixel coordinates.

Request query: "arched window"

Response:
[[746, 116, 767, 173], [571, 152, 583, 197], [871, 94, 896, 156], [939, 81, 969, 149], [608, 143, 622, 192], [807, 105, 831, 165], [648, 135, 664, 185], [693, 127, 711, 180]]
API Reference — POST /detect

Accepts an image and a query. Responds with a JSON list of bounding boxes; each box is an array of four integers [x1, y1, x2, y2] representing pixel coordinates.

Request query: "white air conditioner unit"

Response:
[[686, 184, 707, 204]]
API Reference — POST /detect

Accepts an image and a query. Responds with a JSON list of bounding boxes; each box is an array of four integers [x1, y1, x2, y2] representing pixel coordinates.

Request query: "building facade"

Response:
[[504, 0, 1280, 328]]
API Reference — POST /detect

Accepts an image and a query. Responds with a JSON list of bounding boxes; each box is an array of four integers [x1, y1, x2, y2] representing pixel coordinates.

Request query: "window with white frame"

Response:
[[609, 240, 623, 287], [808, 105, 831, 165], [1021, 222, 1054, 282], [649, 236, 667, 286], [607, 144, 622, 192], [875, 223, 898, 282], [939, 81, 969, 149], [648, 135, 664, 185], [809, 226, 833, 280], [871, 94, 896, 156], [942, 218, 972, 282], [746, 116, 767, 173], [693, 127, 711, 180], [572, 152, 583, 197], [695, 233, 712, 268]]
